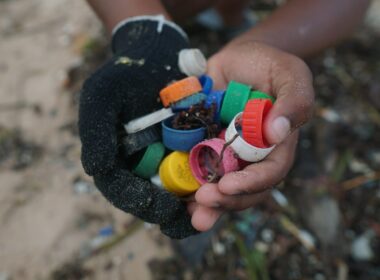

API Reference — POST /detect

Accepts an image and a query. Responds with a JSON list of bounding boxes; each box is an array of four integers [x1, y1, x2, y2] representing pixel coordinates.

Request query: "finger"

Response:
[[191, 205, 223, 232], [218, 130, 298, 195], [79, 73, 123, 176], [264, 55, 314, 144], [194, 183, 222, 208], [207, 55, 228, 90], [195, 183, 270, 211]]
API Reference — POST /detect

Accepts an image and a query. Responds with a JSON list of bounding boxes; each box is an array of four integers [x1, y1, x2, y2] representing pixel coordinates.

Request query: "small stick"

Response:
[[340, 170, 380, 191], [207, 133, 240, 183]]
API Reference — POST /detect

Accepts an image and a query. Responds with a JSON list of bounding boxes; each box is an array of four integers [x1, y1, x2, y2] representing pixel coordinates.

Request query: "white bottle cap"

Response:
[[225, 113, 275, 162], [178, 49, 207, 77], [124, 108, 174, 134]]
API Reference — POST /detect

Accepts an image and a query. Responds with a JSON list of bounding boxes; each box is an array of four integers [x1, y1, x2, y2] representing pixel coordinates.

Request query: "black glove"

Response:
[[79, 15, 198, 239]]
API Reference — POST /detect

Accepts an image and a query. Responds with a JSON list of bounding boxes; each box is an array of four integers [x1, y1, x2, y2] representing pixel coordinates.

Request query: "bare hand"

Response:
[[189, 41, 314, 231]]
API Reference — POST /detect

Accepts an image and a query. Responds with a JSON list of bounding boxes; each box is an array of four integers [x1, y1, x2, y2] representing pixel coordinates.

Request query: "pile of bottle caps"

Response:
[[123, 75, 276, 196]]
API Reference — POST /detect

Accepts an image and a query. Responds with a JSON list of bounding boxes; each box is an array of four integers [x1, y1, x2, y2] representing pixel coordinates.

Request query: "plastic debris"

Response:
[[271, 189, 289, 207], [73, 180, 96, 194], [351, 230, 375, 261], [98, 226, 114, 237]]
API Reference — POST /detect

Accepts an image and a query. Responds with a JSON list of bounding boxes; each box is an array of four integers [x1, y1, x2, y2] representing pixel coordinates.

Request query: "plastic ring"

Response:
[[242, 99, 273, 148], [249, 90, 276, 103], [159, 151, 200, 196], [124, 108, 174, 134], [220, 81, 251, 124], [199, 75, 214, 95], [133, 142, 165, 179], [225, 113, 275, 162], [162, 117, 206, 152], [171, 93, 207, 112], [122, 125, 161, 157], [189, 138, 239, 184], [159, 76, 203, 107]]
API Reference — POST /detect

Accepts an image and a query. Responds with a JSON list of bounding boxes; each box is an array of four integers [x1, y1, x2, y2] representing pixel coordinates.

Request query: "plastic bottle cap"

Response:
[[218, 129, 227, 140], [171, 93, 207, 112], [159, 151, 200, 196], [160, 76, 203, 107], [242, 99, 273, 148], [220, 81, 251, 124], [199, 75, 214, 95], [189, 138, 240, 184], [205, 90, 225, 123], [162, 117, 206, 152], [178, 49, 207, 77], [122, 125, 161, 156], [124, 108, 174, 134], [249, 90, 276, 103], [133, 142, 165, 179], [225, 113, 275, 162]]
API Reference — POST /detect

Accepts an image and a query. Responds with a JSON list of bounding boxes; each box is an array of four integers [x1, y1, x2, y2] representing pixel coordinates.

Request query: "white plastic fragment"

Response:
[[150, 174, 163, 188], [124, 108, 174, 134], [178, 49, 207, 77], [261, 228, 274, 243], [271, 189, 289, 207], [298, 230, 316, 251], [351, 230, 375, 261], [319, 108, 340, 123], [213, 241, 226, 255]]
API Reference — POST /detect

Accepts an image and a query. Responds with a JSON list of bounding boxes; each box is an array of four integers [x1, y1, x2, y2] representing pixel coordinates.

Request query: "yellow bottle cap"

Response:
[[159, 151, 200, 196]]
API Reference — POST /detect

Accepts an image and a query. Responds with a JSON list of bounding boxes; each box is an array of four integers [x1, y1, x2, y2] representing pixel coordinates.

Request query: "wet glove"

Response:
[[79, 15, 198, 239]]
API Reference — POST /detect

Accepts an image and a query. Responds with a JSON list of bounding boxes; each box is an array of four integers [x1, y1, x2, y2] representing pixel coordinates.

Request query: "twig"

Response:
[[340, 170, 380, 191], [280, 215, 316, 252], [207, 133, 239, 183]]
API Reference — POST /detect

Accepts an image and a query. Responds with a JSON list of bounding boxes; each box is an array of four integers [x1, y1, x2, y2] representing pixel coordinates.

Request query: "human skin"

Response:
[[86, 0, 369, 232]]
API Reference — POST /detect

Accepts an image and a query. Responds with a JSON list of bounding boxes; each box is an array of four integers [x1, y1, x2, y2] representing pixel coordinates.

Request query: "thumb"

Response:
[[264, 59, 315, 145]]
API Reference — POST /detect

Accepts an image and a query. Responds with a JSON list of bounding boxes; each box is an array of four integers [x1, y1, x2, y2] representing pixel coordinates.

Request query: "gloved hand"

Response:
[[78, 15, 199, 239]]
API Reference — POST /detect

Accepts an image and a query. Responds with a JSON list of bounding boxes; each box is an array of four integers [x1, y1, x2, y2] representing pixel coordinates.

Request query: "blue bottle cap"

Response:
[[162, 117, 206, 152], [171, 93, 207, 112], [205, 90, 225, 122], [199, 75, 214, 95]]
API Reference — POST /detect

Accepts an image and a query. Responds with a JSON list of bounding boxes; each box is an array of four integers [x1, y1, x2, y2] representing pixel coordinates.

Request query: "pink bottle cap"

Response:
[[189, 138, 240, 184]]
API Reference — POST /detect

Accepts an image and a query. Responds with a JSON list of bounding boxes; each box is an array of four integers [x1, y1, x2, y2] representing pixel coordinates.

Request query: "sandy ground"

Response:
[[0, 1, 172, 279]]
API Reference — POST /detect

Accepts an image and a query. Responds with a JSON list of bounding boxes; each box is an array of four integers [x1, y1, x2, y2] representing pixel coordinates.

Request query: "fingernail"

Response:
[[272, 117, 291, 143]]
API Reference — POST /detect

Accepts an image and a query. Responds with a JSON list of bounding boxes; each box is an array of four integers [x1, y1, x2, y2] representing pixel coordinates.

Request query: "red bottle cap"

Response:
[[242, 99, 273, 148]]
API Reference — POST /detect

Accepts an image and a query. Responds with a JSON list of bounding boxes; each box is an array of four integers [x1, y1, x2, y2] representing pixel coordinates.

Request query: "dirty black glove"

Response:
[[79, 16, 198, 239]]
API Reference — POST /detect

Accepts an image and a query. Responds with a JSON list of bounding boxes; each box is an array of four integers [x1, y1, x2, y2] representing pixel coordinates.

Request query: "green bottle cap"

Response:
[[133, 142, 165, 179], [220, 81, 251, 124]]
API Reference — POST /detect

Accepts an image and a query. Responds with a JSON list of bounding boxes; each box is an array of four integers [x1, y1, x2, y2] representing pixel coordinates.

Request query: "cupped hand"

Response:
[[79, 18, 199, 239], [190, 41, 314, 231]]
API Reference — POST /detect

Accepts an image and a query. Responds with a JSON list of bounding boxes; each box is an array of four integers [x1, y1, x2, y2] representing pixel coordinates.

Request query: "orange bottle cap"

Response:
[[159, 76, 202, 107]]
